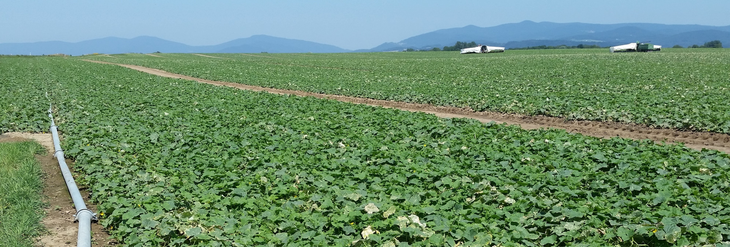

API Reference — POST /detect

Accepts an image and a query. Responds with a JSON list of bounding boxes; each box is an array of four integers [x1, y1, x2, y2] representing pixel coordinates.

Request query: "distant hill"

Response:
[[206, 35, 349, 53], [367, 21, 730, 51], [2, 21, 728, 55], [661, 30, 730, 47], [0, 36, 196, 55], [0, 35, 349, 55]]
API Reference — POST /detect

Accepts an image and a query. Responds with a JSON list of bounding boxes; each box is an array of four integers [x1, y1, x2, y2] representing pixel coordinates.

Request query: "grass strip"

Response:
[[0, 141, 46, 247]]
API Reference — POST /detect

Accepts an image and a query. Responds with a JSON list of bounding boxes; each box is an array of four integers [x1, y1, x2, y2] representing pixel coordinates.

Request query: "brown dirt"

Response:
[[83, 59, 730, 154], [193, 53, 225, 59], [0, 133, 117, 246], [144, 53, 162, 58], [239, 53, 278, 59]]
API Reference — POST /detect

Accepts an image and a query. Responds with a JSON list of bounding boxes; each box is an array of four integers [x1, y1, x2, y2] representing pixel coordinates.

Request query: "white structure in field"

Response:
[[610, 42, 662, 53], [460, 45, 505, 54], [609, 43, 637, 53]]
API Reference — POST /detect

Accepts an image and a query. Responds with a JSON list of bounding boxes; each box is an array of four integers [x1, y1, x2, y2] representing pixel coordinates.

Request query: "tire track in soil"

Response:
[[83, 59, 730, 154]]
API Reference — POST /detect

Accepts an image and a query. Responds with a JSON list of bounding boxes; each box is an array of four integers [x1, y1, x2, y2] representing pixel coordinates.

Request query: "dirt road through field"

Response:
[[83, 59, 730, 154]]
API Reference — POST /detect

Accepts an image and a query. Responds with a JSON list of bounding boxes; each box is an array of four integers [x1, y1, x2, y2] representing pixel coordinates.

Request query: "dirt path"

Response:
[[193, 53, 225, 59], [83, 59, 730, 154], [240, 53, 278, 59], [0, 133, 116, 246], [144, 53, 162, 58]]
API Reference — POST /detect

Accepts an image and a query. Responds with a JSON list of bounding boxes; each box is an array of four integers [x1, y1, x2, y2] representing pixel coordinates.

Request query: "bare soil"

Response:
[[83, 59, 730, 154], [0, 133, 117, 246], [193, 53, 226, 59], [239, 53, 278, 59]]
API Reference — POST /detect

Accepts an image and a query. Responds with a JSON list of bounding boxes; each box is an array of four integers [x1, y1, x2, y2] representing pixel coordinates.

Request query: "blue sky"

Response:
[[1, 0, 729, 50]]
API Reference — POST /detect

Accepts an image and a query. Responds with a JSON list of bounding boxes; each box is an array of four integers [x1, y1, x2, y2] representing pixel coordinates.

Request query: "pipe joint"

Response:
[[74, 208, 98, 222]]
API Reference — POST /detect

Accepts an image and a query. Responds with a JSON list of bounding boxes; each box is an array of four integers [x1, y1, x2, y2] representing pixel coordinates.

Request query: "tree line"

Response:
[[404, 41, 479, 52], [441, 41, 479, 51], [672, 40, 723, 48]]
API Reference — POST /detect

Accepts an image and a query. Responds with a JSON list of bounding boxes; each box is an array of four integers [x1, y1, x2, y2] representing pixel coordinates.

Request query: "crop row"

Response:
[[0, 57, 54, 133], [84, 49, 730, 134], [2, 57, 730, 246]]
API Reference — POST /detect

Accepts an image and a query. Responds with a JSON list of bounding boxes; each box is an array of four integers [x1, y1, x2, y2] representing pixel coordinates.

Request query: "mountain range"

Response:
[[369, 21, 730, 51], [0, 35, 349, 55], [1, 21, 728, 55]]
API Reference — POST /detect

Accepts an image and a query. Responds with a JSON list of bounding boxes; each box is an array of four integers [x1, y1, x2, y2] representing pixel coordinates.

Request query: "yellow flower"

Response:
[[652, 229, 658, 233], [350, 222, 354, 225]]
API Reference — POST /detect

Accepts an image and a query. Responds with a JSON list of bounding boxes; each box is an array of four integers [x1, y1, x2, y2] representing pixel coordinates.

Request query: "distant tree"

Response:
[[431, 47, 441, 51], [443, 41, 479, 51], [701, 40, 723, 48], [672, 45, 683, 48], [405, 48, 415, 52], [691, 44, 700, 48]]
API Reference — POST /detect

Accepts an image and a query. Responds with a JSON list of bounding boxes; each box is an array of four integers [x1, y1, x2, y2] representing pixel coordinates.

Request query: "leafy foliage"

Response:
[[0, 57, 53, 133], [700, 40, 723, 49], [2, 57, 730, 246]]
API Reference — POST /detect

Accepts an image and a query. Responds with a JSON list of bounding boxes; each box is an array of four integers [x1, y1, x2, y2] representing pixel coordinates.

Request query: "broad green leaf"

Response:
[[540, 235, 557, 245], [185, 227, 202, 238]]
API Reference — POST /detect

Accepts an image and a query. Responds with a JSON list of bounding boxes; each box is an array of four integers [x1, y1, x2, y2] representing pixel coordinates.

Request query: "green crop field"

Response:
[[84, 48, 730, 135], [1, 53, 729, 246]]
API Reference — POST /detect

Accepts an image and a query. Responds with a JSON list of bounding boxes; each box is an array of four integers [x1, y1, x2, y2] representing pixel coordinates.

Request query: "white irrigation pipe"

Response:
[[48, 104, 97, 247]]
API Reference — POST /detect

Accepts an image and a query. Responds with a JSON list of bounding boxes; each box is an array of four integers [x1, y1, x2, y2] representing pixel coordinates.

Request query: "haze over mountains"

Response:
[[2, 21, 728, 55], [0, 35, 349, 55], [369, 21, 730, 51]]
